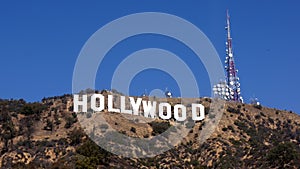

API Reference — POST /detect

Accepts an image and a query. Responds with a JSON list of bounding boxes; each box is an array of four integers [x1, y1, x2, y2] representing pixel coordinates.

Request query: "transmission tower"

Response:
[[224, 10, 243, 103], [214, 10, 243, 102]]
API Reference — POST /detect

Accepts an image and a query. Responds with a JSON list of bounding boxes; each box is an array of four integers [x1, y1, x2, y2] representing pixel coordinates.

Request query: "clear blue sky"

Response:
[[0, 1, 299, 114]]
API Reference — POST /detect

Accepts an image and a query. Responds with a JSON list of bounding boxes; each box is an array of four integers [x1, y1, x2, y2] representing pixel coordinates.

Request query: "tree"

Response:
[[20, 116, 34, 140], [43, 119, 53, 131], [69, 128, 85, 145], [0, 111, 16, 153], [76, 139, 110, 168], [266, 142, 300, 168]]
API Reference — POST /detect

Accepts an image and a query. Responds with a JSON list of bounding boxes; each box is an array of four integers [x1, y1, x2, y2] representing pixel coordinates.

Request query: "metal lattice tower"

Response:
[[224, 10, 243, 102], [213, 81, 232, 100]]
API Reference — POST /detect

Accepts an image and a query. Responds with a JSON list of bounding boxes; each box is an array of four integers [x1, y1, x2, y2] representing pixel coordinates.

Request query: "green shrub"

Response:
[[20, 102, 47, 116], [43, 119, 53, 131], [64, 114, 77, 129], [228, 125, 235, 132], [266, 142, 300, 168], [149, 121, 171, 135], [227, 106, 240, 114], [130, 127, 136, 133], [69, 128, 85, 145], [76, 139, 110, 168], [254, 114, 261, 119], [253, 104, 262, 110]]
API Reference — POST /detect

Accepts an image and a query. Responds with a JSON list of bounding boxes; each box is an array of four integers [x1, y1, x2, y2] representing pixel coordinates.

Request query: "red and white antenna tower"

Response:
[[224, 10, 243, 102]]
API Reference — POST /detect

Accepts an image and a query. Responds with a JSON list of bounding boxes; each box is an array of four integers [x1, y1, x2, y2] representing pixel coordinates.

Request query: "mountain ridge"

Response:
[[0, 93, 299, 168]]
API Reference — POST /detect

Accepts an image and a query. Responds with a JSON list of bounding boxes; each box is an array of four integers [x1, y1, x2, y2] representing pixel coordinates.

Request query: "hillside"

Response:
[[0, 92, 299, 168]]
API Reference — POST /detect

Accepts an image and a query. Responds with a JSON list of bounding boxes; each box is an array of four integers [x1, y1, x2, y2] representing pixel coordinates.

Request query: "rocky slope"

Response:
[[0, 92, 299, 168]]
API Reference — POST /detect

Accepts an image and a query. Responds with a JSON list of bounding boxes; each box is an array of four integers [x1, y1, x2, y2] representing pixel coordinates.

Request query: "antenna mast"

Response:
[[225, 10, 243, 102]]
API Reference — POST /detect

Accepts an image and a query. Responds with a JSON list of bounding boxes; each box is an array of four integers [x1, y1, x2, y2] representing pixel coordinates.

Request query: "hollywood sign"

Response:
[[73, 94, 205, 121]]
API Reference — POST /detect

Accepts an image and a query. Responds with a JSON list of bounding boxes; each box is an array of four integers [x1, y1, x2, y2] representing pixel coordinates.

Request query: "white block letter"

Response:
[[174, 104, 186, 121], [91, 94, 104, 112], [142, 101, 156, 118], [130, 97, 142, 115], [108, 95, 120, 113], [120, 96, 132, 114], [159, 103, 171, 120], [73, 95, 87, 112], [192, 104, 205, 121]]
